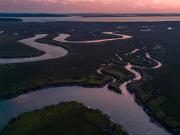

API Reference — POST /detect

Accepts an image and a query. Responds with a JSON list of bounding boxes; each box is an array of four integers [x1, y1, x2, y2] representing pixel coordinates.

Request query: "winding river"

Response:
[[0, 32, 131, 64], [119, 62, 142, 95], [133, 52, 163, 69], [125, 48, 140, 56], [0, 34, 68, 64], [145, 52, 162, 69], [0, 32, 171, 135], [54, 32, 132, 44]]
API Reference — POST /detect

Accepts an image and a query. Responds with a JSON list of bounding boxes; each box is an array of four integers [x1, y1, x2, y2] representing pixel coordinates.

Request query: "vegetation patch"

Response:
[[1, 102, 128, 135]]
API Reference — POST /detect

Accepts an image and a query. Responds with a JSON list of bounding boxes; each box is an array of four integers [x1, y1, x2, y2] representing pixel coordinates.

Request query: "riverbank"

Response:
[[0, 74, 113, 100], [126, 57, 180, 134], [0, 58, 130, 100], [128, 71, 180, 135], [0, 61, 132, 100], [1, 102, 129, 135]]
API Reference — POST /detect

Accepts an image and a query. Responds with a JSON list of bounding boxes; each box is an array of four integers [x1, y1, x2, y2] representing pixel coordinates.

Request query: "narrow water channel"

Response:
[[54, 32, 132, 44]]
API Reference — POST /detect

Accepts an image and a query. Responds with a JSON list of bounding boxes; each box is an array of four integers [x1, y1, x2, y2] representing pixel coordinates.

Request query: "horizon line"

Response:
[[1, 12, 180, 14]]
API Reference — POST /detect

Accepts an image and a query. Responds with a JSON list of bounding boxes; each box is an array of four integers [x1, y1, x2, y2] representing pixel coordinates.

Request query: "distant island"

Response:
[[0, 18, 22, 22]]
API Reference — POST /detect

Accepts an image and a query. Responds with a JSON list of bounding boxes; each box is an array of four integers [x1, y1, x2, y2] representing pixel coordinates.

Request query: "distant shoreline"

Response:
[[1, 13, 180, 17]]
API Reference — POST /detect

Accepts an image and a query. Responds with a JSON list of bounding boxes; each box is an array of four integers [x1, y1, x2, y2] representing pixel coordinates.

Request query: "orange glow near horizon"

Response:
[[1, 0, 180, 13]]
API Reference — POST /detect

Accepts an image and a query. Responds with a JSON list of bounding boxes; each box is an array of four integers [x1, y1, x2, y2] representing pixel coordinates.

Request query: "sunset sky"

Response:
[[1, 0, 180, 13]]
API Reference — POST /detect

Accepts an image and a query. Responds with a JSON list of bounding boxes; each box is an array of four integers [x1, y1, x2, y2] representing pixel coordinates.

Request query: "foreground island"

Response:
[[1, 102, 128, 135]]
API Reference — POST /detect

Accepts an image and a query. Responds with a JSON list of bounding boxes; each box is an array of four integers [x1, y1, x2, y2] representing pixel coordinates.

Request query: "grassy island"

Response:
[[1, 102, 128, 135]]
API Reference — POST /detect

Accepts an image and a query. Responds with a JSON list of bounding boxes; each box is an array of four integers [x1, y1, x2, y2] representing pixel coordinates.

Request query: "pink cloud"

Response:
[[0, 0, 180, 13]]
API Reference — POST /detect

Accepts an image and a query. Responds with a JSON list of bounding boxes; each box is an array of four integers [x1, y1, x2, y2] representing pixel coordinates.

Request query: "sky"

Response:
[[1, 0, 180, 13]]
